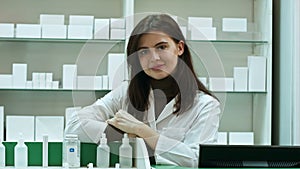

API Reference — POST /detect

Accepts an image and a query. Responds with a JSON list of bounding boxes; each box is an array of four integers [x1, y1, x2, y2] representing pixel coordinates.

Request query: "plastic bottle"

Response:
[[63, 134, 80, 168], [119, 133, 132, 168], [0, 138, 5, 167], [14, 133, 28, 168], [97, 133, 110, 168]]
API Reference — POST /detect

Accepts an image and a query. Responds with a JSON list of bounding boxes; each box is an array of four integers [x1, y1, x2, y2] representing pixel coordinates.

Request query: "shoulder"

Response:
[[95, 81, 129, 104], [193, 91, 220, 110]]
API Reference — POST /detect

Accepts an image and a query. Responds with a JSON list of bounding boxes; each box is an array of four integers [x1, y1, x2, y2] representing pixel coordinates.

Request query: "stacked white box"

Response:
[[102, 75, 109, 90], [108, 53, 125, 89], [110, 18, 125, 40], [65, 107, 81, 126], [94, 76, 103, 90], [42, 25, 67, 39], [6, 116, 35, 141], [229, 132, 254, 145], [68, 15, 94, 39], [0, 107, 3, 141], [110, 18, 125, 28], [63, 64, 77, 89], [188, 17, 213, 29], [77, 76, 95, 90], [32, 72, 40, 89], [217, 132, 227, 145], [35, 116, 64, 141], [26, 81, 33, 89], [209, 77, 234, 91], [40, 14, 65, 25], [94, 19, 110, 39], [12, 63, 27, 88], [39, 73, 46, 89], [69, 15, 94, 25], [0, 75, 12, 88], [248, 56, 266, 92], [190, 27, 216, 40], [222, 18, 247, 32], [52, 81, 59, 89], [234, 67, 248, 91], [0, 23, 14, 37], [46, 73, 53, 89], [110, 29, 125, 40], [16, 24, 41, 38]]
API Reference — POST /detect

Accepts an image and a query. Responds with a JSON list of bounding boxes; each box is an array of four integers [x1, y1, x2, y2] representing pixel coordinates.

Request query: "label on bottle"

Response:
[[67, 145, 78, 167]]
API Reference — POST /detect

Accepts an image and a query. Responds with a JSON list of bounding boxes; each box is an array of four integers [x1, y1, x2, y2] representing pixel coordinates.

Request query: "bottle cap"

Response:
[[19, 132, 24, 144], [122, 133, 129, 144], [100, 133, 107, 144]]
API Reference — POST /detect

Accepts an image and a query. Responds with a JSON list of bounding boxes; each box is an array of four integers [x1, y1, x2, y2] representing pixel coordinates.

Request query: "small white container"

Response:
[[63, 134, 80, 168], [119, 133, 132, 168], [97, 133, 110, 168], [0, 138, 5, 167], [14, 133, 28, 168]]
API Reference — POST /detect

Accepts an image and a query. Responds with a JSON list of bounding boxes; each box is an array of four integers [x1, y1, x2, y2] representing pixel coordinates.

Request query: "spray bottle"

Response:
[[97, 133, 110, 168], [119, 133, 132, 168], [14, 133, 28, 168]]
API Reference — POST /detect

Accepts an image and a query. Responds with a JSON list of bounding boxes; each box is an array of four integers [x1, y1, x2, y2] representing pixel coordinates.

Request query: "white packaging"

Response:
[[39, 73, 46, 89], [94, 76, 103, 90], [229, 132, 254, 145], [209, 77, 234, 91], [26, 81, 33, 89], [0, 138, 5, 167], [119, 133, 132, 168], [69, 15, 94, 25], [67, 25, 93, 39], [94, 18, 110, 39], [190, 27, 216, 40], [0, 74, 12, 88], [42, 25, 67, 39], [110, 18, 125, 29], [52, 81, 59, 89], [97, 133, 110, 168], [0, 107, 3, 141], [32, 72, 40, 89], [35, 116, 64, 141], [0, 23, 14, 38], [102, 75, 109, 90], [77, 76, 96, 90], [40, 14, 65, 25], [234, 67, 248, 91], [12, 63, 27, 89], [14, 133, 28, 168], [108, 53, 126, 89], [63, 64, 77, 89], [46, 73, 53, 82], [16, 24, 41, 38], [188, 17, 213, 29], [110, 28, 125, 40], [222, 18, 247, 32], [217, 132, 228, 145], [198, 77, 208, 88], [248, 56, 267, 92], [6, 116, 35, 141], [63, 134, 80, 168]]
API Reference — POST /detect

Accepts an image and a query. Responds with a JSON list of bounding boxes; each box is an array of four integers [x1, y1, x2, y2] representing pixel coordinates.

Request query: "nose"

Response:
[[150, 49, 160, 60]]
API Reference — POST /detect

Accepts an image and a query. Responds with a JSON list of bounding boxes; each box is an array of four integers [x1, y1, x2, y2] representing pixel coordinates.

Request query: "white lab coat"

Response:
[[65, 81, 221, 168]]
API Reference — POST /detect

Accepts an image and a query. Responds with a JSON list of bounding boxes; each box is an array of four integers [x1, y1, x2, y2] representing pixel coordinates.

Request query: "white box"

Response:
[[6, 116, 35, 141], [222, 18, 247, 32], [32, 72, 40, 89], [39, 73, 46, 89], [102, 75, 109, 90], [35, 116, 64, 141], [12, 63, 27, 88], [198, 77, 208, 88], [0, 23, 14, 37], [188, 17, 213, 29], [65, 107, 81, 125], [0, 74, 12, 88], [63, 64, 77, 89], [69, 15, 94, 25], [0, 107, 3, 141], [40, 14, 65, 25], [217, 132, 227, 145], [67, 25, 93, 39], [108, 53, 125, 89], [77, 76, 96, 90], [94, 19, 110, 39], [209, 77, 234, 91], [42, 25, 67, 39], [229, 132, 254, 145], [16, 24, 41, 38], [26, 81, 33, 89], [52, 81, 59, 89], [234, 67, 248, 91], [94, 76, 103, 90], [46, 73, 53, 82], [110, 28, 125, 40], [110, 18, 125, 29], [190, 27, 216, 40], [248, 56, 266, 92]]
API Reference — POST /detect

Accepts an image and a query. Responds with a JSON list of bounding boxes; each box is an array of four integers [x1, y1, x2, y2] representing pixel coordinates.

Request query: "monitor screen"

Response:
[[199, 144, 300, 168]]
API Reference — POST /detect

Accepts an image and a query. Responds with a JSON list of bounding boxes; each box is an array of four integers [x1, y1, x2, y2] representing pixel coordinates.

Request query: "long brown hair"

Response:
[[126, 14, 216, 118]]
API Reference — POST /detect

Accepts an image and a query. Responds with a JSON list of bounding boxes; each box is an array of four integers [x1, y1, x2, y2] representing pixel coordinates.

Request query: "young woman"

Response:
[[65, 14, 221, 167]]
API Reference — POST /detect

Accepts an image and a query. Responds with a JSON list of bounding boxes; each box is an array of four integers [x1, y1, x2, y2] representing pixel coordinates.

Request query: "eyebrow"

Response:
[[137, 41, 168, 50]]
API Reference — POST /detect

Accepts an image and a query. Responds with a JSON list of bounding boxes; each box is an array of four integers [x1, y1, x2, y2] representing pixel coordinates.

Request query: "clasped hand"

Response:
[[106, 109, 144, 136]]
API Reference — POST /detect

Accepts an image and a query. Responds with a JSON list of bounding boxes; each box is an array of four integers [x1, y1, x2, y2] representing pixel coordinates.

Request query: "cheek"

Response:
[[139, 57, 148, 69]]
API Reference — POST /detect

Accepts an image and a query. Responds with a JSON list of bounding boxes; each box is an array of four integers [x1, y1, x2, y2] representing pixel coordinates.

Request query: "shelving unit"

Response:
[[0, 0, 272, 145]]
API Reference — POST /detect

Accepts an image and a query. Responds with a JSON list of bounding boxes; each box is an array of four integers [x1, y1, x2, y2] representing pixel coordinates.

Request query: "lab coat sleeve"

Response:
[[64, 82, 128, 143], [155, 96, 221, 167]]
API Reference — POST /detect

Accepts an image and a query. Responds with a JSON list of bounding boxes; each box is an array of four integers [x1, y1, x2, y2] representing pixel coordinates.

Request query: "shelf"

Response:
[[0, 88, 111, 92], [187, 40, 268, 44]]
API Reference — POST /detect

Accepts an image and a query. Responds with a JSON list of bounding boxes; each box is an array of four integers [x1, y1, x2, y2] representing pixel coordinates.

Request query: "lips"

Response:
[[151, 64, 165, 70]]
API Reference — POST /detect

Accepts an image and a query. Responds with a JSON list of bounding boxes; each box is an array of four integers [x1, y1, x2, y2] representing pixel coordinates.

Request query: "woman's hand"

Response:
[[106, 109, 145, 135]]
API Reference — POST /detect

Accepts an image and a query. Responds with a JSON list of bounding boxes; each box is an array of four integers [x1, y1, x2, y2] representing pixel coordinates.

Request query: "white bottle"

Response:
[[62, 134, 80, 168], [0, 138, 5, 167], [97, 133, 110, 168], [119, 133, 132, 168], [14, 133, 28, 168]]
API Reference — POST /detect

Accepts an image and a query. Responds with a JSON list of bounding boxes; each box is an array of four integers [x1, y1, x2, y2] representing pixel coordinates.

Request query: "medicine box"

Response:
[[0, 74, 12, 88], [69, 15, 94, 25], [16, 24, 41, 38], [108, 53, 126, 89], [40, 14, 65, 25], [222, 18, 247, 32], [190, 27, 216, 40], [42, 25, 67, 39], [110, 28, 125, 40], [248, 56, 266, 92], [6, 116, 35, 141], [229, 132, 254, 145], [63, 64, 77, 89], [94, 18, 110, 39], [110, 18, 125, 29], [209, 77, 234, 91], [188, 17, 213, 29], [35, 116, 64, 141], [0, 23, 14, 37], [233, 67, 248, 91], [12, 63, 27, 89], [67, 25, 93, 39]]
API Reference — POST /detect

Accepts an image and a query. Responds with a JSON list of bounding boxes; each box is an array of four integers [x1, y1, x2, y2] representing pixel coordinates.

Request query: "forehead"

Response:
[[138, 31, 173, 47]]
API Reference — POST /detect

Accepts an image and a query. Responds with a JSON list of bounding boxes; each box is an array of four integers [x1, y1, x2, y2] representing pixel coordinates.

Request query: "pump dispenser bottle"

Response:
[[0, 138, 5, 167], [97, 133, 110, 168], [14, 133, 28, 168], [119, 133, 132, 168]]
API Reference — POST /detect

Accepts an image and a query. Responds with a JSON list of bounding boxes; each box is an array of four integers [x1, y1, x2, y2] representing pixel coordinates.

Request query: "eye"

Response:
[[137, 49, 149, 57], [157, 44, 167, 50]]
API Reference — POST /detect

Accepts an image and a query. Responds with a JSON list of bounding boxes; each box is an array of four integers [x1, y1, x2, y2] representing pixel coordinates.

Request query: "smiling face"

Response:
[[137, 31, 184, 80]]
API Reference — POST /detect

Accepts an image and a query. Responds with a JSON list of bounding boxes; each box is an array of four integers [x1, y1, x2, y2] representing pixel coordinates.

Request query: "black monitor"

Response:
[[199, 144, 300, 168]]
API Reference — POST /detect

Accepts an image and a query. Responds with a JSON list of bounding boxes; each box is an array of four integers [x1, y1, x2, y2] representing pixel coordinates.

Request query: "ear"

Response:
[[177, 40, 185, 56]]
